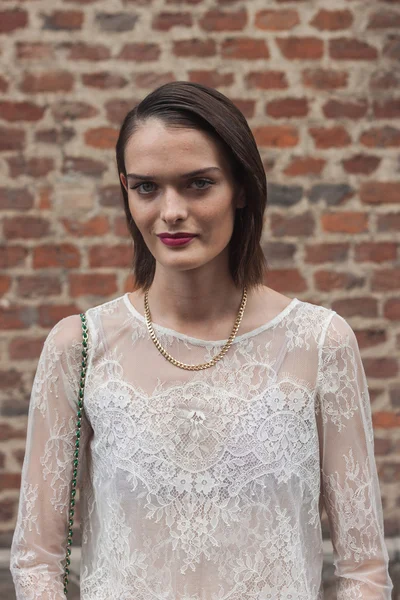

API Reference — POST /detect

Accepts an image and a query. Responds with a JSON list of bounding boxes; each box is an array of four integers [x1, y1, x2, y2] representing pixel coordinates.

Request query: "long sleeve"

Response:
[[315, 312, 393, 599], [10, 315, 90, 599]]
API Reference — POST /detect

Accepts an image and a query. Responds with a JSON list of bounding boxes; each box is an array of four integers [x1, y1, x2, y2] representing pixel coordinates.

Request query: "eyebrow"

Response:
[[126, 167, 221, 181]]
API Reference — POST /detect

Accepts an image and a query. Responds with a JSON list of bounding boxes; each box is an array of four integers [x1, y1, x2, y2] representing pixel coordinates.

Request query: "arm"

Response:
[[315, 313, 393, 599], [10, 315, 90, 599]]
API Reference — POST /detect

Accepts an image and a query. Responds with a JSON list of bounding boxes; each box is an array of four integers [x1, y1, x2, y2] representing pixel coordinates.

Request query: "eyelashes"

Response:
[[129, 178, 215, 195]]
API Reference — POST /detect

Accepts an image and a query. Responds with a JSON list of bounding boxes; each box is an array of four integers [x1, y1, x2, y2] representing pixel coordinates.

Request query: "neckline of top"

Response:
[[123, 293, 300, 346]]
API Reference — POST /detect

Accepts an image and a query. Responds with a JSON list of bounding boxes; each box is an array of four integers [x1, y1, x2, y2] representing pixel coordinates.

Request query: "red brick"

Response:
[[0, 474, 21, 490], [284, 156, 325, 177], [368, 10, 400, 28], [0, 275, 11, 295], [20, 70, 74, 93], [262, 269, 307, 293], [38, 303, 80, 328], [329, 38, 378, 60], [309, 126, 351, 148], [384, 298, 400, 320], [255, 9, 299, 30], [360, 182, 400, 205], [372, 268, 400, 291], [377, 212, 400, 232], [9, 337, 46, 360], [61, 216, 110, 237], [269, 212, 315, 237], [118, 43, 161, 61], [0, 127, 25, 152], [0, 75, 8, 93], [360, 126, 400, 147], [0, 188, 33, 210], [314, 270, 364, 292], [105, 99, 133, 125], [276, 37, 323, 60], [0, 306, 37, 330], [253, 125, 298, 148], [321, 212, 368, 233], [114, 216, 130, 237], [370, 71, 400, 90], [188, 70, 234, 88], [0, 423, 27, 441], [383, 35, 400, 60], [310, 9, 353, 30], [33, 244, 81, 268], [355, 328, 387, 350], [67, 42, 111, 61], [342, 154, 381, 175], [323, 99, 368, 119], [0, 497, 15, 522], [304, 243, 349, 263], [82, 71, 127, 89], [17, 275, 62, 298], [38, 187, 52, 210], [63, 156, 107, 176], [98, 185, 123, 207], [230, 99, 253, 118], [51, 101, 98, 120], [3, 216, 50, 239], [302, 68, 348, 89], [331, 297, 378, 319], [7, 156, 54, 178], [69, 274, 118, 297], [373, 98, 400, 118], [245, 71, 288, 90], [221, 38, 270, 59], [16, 42, 55, 60], [199, 9, 247, 31], [152, 11, 192, 30], [134, 72, 175, 88], [0, 101, 45, 122], [85, 127, 119, 149], [364, 359, 398, 379], [89, 244, 133, 267], [354, 242, 397, 262], [36, 128, 75, 146], [0, 246, 28, 269], [43, 10, 84, 30], [0, 10, 28, 33], [64, 0, 106, 3], [266, 98, 308, 118]]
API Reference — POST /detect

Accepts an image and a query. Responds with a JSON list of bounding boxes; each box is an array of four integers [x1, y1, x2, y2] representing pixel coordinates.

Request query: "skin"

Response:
[[120, 117, 293, 341]]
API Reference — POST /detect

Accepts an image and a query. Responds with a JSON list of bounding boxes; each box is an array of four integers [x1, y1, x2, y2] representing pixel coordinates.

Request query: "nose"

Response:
[[160, 187, 188, 224]]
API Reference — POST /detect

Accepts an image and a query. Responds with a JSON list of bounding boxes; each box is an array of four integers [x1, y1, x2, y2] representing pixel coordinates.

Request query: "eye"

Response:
[[129, 178, 214, 195], [191, 178, 213, 190], [130, 182, 156, 194]]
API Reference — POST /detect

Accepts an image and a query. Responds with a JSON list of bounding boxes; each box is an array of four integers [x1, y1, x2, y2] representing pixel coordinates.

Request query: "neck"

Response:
[[144, 270, 244, 328]]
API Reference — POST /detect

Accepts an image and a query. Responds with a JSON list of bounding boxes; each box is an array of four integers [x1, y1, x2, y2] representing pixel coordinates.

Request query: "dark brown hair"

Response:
[[115, 81, 268, 291]]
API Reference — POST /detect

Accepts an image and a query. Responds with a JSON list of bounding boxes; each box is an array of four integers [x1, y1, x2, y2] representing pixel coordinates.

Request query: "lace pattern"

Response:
[[10, 295, 393, 599]]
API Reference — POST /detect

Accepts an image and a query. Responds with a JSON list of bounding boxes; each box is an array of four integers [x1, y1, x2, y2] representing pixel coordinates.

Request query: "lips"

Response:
[[157, 233, 196, 239]]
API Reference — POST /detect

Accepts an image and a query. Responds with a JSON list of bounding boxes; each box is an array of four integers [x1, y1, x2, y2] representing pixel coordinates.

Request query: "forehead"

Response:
[[123, 118, 231, 174]]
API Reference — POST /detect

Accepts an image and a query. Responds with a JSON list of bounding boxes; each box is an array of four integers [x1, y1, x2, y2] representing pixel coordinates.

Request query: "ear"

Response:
[[120, 172, 128, 193]]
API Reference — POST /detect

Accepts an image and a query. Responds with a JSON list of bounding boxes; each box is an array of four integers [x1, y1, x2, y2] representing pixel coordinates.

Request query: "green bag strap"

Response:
[[63, 312, 89, 595]]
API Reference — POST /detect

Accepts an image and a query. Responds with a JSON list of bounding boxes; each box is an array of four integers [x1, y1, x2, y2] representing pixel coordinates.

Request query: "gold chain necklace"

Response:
[[144, 286, 248, 371]]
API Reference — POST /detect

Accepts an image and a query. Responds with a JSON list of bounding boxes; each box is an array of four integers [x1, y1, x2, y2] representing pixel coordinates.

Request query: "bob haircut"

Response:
[[115, 80, 268, 291]]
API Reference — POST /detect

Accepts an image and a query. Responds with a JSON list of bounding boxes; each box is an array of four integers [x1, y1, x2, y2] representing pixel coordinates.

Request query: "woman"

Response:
[[10, 81, 393, 599]]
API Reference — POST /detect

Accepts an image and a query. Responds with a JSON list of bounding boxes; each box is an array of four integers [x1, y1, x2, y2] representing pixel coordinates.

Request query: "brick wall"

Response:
[[0, 0, 399, 542]]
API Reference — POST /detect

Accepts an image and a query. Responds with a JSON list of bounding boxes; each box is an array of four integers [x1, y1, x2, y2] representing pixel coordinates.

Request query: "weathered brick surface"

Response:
[[0, 0, 399, 562]]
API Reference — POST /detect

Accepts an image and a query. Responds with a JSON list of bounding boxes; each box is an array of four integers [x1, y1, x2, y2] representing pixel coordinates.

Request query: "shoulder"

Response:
[[44, 293, 126, 352], [45, 314, 84, 354], [291, 299, 359, 353]]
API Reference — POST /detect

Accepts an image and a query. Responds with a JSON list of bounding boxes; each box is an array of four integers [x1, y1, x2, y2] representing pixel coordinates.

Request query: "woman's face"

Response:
[[120, 118, 245, 276]]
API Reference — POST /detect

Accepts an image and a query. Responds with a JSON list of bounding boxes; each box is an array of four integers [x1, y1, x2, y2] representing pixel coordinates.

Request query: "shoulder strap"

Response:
[[63, 312, 88, 596]]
